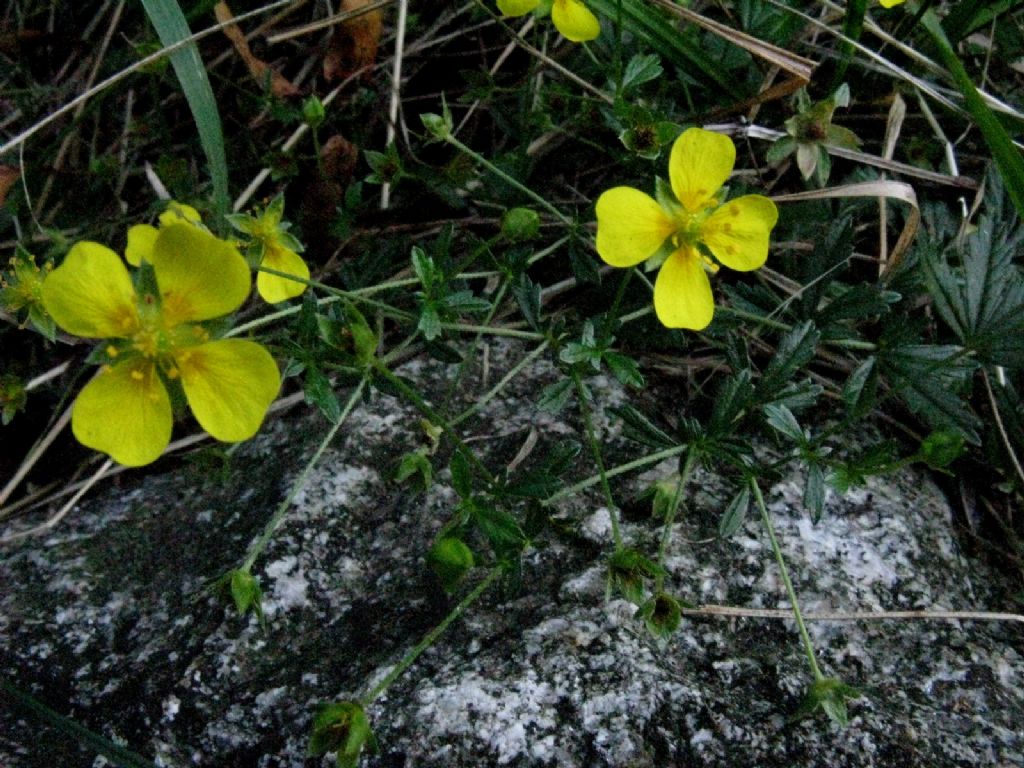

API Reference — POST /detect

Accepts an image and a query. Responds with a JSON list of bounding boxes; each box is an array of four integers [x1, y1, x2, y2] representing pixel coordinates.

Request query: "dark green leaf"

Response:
[[304, 367, 342, 424], [639, 592, 681, 642], [718, 485, 751, 538], [764, 403, 805, 444], [395, 450, 432, 489], [229, 569, 262, 617], [609, 404, 676, 448], [472, 503, 526, 560], [817, 284, 899, 326], [709, 369, 754, 437], [620, 53, 663, 93], [881, 344, 980, 442], [418, 305, 442, 341], [759, 321, 820, 399], [920, 214, 1024, 367], [450, 450, 473, 498], [918, 430, 966, 471], [511, 273, 541, 330], [842, 357, 878, 419], [537, 379, 574, 414], [804, 462, 825, 522], [604, 351, 645, 388]]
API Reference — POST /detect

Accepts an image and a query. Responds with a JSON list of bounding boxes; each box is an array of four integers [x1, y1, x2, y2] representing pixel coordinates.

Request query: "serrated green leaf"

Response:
[[537, 378, 573, 413], [709, 369, 754, 437], [764, 403, 805, 444], [418, 305, 442, 341], [304, 367, 342, 424], [511, 273, 541, 330], [620, 53, 663, 93], [759, 321, 820, 400], [443, 290, 490, 313], [881, 344, 980, 442], [842, 357, 878, 419], [604, 351, 645, 388], [921, 215, 1024, 367], [817, 284, 899, 326], [411, 246, 435, 288], [718, 485, 750, 538], [804, 462, 825, 522], [472, 503, 525, 561], [609, 404, 676, 448]]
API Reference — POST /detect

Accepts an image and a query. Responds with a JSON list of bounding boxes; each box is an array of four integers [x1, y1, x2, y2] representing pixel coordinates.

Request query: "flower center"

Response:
[[128, 293, 209, 376]]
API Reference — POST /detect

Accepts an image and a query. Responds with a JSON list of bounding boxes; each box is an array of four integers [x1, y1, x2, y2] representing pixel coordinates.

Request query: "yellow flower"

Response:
[[879, 0, 905, 6], [497, 0, 600, 43], [227, 195, 310, 305], [125, 201, 204, 267], [595, 127, 778, 330], [41, 224, 280, 466]]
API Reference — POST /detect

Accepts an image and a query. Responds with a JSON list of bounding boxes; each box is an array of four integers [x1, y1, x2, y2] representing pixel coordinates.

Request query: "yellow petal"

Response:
[[177, 339, 280, 442], [653, 246, 714, 330], [700, 195, 778, 272], [497, 0, 539, 16], [668, 127, 736, 213], [150, 223, 251, 326], [72, 361, 172, 466], [257, 244, 310, 304], [879, 0, 904, 7], [158, 201, 203, 227], [551, 0, 600, 42], [125, 224, 158, 267], [41, 241, 140, 338], [595, 187, 675, 267]]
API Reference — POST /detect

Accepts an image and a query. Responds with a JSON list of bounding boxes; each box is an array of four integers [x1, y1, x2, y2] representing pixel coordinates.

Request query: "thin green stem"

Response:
[[443, 134, 573, 226], [361, 566, 503, 705], [242, 377, 368, 572], [571, 369, 621, 548], [601, 268, 633, 341], [256, 266, 414, 320], [440, 323, 544, 340], [656, 449, 697, 582], [543, 444, 687, 505], [443, 279, 510, 405], [751, 478, 824, 682], [451, 341, 550, 426], [372, 359, 495, 484], [228, 295, 341, 337]]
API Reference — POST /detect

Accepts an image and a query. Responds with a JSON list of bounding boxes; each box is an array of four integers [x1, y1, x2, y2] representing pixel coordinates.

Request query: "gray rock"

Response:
[[1, 341, 1021, 767]]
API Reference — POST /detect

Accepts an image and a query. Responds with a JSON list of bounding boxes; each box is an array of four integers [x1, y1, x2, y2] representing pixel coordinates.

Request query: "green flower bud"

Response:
[[302, 95, 326, 129], [428, 537, 475, 591], [501, 208, 541, 242]]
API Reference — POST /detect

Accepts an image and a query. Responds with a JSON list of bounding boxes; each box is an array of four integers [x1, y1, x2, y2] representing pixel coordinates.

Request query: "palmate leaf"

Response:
[[921, 212, 1024, 368], [880, 344, 981, 443]]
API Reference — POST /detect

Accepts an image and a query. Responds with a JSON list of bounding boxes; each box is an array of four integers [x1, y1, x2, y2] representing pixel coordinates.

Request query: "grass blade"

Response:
[[920, 8, 1024, 220], [140, 0, 229, 217]]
